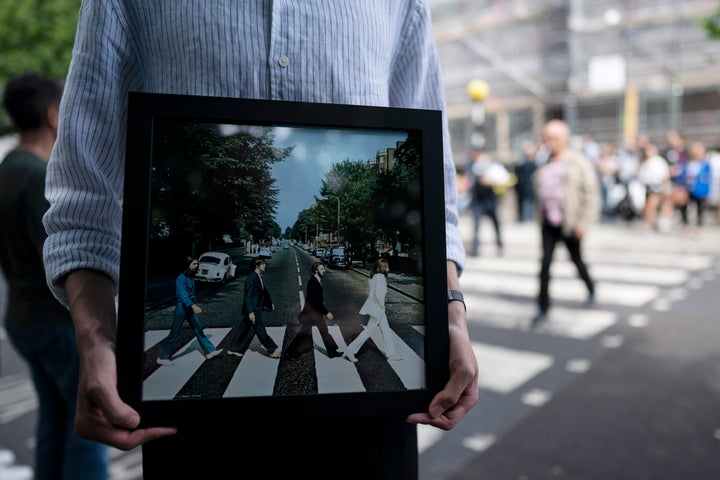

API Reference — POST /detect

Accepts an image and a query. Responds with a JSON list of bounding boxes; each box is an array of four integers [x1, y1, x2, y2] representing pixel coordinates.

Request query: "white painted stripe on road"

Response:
[[0, 374, 37, 423], [142, 327, 230, 401], [144, 330, 168, 349], [521, 388, 552, 406], [462, 270, 659, 307], [532, 307, 618, 339], [224, 327, 285, 398], [108, 449, 143, 480], [368, 327, 426, 390], [314, 325, 365, 394], [465, 293, 617, 339], [468, 257, 688, 286], [462, 433, 496, 452], [417, 424, 444, 454], [473, 342, 553, 394]]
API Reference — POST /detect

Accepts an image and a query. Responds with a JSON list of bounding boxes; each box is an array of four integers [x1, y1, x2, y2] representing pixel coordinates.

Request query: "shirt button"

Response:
[[278, 55, 289, 68]]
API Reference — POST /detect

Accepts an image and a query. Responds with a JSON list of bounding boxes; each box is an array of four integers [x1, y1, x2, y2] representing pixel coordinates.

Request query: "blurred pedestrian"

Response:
[[0, 71, 108, 480], [464, 147, 510, 256], [636, 143, 671, 231], [531, 119, 601, 328], [513, 140, 538, 222], [677, 140, 712, 232]]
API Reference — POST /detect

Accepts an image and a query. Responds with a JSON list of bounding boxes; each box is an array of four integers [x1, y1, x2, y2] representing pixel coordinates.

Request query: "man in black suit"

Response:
[[227, 258, 281, 358], [283, 261, 341, 360]]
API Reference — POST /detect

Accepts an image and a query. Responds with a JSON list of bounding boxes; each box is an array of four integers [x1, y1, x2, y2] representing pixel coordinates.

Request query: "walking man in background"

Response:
[[531, 119, 601, 328], [0, 71, 108, 479]]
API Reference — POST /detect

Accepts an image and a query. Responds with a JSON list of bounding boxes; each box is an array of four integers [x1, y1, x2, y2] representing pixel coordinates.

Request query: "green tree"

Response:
[[0, 0, 81, 133], [701, 7, 720, 39]]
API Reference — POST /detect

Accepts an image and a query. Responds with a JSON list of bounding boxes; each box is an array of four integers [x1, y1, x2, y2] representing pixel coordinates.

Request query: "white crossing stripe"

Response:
[[367, 327, 426, 390], [467, 257, 689, 286], [0, 374, 37, 424], [465, 293, 617, 339], [462, 270, 659, 307], [224, 327, 286, 397], [473, 342, 553, 394], [142, 327, 230, 400], [314, 326, 365, 394]]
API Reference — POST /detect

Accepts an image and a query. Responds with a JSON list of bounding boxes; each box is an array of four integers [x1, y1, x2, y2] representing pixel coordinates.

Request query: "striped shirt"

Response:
[[42, 0, 465, 305]]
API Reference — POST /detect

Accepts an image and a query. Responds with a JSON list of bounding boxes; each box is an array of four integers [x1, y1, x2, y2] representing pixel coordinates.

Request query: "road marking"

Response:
[[465, 293, 617, 339], [521, 388, 552, 407], [462, 270, 659, 307], [473, 342, 553, 394], [468, 257, 688, 286], [142, 327, 230, 400], [462, 433, 496, 452], [0, 374, 37, 424], [313, 326, 365, 394], [224, 327, 286, 397], [417, 424, 445, 453]]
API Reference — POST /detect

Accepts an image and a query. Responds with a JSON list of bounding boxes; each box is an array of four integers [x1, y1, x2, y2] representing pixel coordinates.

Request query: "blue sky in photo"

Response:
[[269, 126, 407, 232]]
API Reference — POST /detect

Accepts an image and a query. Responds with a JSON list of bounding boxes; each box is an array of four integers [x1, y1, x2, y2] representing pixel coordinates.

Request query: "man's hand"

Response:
[[407, 261, 479, 430], [191, 304, 202, 314], [326, 312, 334, 321], [66, 270, 177, 449], [249, 312, 256, 324], [406, 301, 478, 430]]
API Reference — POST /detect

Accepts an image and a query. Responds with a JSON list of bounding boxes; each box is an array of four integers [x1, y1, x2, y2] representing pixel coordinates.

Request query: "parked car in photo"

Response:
[[196, 251, 236, 283], [258, 246, 272, 259]]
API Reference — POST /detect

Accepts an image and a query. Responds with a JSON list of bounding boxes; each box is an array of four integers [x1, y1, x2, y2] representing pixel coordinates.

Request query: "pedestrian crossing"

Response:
[[144, 324, 425, 400], [416, 220, 720, 479]]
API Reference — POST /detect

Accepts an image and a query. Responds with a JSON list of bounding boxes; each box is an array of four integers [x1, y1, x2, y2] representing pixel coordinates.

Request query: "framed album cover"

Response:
[[116, 92, 450, 426]]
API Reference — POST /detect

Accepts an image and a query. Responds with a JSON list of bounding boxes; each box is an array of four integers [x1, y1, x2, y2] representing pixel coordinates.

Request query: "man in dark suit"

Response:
[[227, 258, 281, 358], [283, 261, 341, 361]]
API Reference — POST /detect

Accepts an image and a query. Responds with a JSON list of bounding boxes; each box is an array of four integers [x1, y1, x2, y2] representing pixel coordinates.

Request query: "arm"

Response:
[[41, 2, 174, 448], [407, 260, 478, 430], [393, 2, 478, 430], [65, 270, 176, 448]]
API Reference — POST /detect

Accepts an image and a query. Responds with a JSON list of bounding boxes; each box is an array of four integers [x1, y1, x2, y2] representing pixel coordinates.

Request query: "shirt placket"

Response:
[[268, 1, 291, 100]]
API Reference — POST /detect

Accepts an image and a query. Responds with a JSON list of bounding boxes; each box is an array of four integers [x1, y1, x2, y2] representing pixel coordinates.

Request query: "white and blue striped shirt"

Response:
[[43, 0, 465, 305]]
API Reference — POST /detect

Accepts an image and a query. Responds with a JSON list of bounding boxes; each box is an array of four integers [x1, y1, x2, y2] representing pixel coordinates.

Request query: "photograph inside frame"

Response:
[[139, 117, 431, 403]]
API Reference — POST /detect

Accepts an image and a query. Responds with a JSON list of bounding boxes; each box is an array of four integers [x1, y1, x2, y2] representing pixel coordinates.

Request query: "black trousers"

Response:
[[283, 315, 339, 358], [538, 221, 594, 313]]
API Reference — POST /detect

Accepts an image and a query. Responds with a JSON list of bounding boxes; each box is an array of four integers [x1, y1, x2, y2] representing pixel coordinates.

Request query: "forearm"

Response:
[[65, 269, 118, 354], [446, 260, 468, 332]]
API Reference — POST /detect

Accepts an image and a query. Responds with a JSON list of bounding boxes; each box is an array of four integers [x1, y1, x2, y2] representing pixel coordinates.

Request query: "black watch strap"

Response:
[[448, 289, 466, 311]]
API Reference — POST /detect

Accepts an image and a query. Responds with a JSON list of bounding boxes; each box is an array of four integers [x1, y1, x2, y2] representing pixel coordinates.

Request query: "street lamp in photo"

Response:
[[322, 195, 340, 242]]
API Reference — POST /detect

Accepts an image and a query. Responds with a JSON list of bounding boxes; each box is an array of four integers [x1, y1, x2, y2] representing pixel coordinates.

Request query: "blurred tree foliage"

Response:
[[701, 7, 720, 39], [0, 0, 81, 134]]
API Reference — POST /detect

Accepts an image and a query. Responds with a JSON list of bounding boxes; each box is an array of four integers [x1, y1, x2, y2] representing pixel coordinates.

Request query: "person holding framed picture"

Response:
[[41, 2, 479, 478]]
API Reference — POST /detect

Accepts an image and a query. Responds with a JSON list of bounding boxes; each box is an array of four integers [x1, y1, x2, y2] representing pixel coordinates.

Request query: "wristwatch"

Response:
[[447, 289, 466, 311]]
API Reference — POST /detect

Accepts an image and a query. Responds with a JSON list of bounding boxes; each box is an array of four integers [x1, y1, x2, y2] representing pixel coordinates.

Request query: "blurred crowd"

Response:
[[464, 129, 720, 236]]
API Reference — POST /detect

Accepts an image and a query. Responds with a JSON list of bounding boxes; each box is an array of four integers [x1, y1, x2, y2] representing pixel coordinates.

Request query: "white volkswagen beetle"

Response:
[[195, 251, 236, 283]]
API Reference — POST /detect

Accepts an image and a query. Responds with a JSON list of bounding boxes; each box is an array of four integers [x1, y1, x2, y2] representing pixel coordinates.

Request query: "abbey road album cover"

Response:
[[117, 92, 450, 425]]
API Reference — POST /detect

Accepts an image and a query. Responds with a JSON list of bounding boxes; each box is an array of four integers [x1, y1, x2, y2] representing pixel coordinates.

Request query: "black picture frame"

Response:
[[117, 92, 449, 426]]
